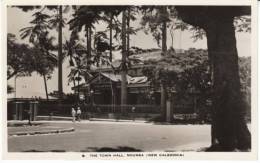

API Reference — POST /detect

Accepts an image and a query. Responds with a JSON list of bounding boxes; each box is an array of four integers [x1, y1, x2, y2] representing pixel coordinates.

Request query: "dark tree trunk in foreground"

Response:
[[206, 18, 251, 150], [121, 10, 127, 107], [58, 5, 63, 99], [176, 6, 251, 151]]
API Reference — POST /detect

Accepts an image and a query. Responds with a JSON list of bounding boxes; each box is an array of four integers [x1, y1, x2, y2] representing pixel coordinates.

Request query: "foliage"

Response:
[[143, 48, 210, 92], [7, 33, 34, 80], [68, 6, 103, 31], [20, 12, 51, 43], [143, 48, 251, 98], [7, 33, 57, 81], [140, 6, 171, 48], [63, 33, 92, 86], [7, 85, 14, 94], [29, 47, 57, 78]]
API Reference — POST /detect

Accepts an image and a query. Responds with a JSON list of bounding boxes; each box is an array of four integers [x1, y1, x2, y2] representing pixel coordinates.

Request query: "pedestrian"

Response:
[[71, 107, 76, 122], [131, 106, 136, 121], [76, 107, 82, 122], [27, 109, 32, 126]]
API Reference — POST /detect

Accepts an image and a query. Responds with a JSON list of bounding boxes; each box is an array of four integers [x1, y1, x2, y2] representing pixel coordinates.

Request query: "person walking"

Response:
[[27, 109, 32, 126], [131, 106, 136, 121], [76, 107, 82, 122], [71, 107, 76, 122]]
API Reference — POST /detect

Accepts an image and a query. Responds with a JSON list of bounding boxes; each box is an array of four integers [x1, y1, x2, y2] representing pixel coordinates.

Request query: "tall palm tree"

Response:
[[58, 6, 63, 99], [121, 10, 127, 107], [68, 6, 102, 70], [48, 6, 71, 99], [64, 30, 93, 101], [101, 7, 123, 62]]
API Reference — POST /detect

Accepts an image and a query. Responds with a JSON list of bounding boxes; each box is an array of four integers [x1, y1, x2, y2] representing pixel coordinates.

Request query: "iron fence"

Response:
[[37, 103, 161, 120]]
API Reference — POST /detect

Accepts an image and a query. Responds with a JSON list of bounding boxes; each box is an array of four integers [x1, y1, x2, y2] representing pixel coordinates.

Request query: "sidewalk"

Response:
[[8, 119, 152, 126], [36, 115, 148, 123], [8, 121, 75, 136]]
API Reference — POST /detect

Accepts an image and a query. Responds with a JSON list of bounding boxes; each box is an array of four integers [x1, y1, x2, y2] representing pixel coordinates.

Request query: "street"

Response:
[[8, 121, 211, 152]]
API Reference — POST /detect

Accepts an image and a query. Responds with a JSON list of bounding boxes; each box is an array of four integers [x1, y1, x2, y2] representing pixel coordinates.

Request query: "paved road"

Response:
[[8, 121, 211, 152]]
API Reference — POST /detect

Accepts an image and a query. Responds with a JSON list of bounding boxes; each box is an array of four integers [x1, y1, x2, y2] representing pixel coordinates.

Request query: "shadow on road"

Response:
[[21, 146, 142, 152], [81, 146, 142, 152], [23, 149, 66, 152]]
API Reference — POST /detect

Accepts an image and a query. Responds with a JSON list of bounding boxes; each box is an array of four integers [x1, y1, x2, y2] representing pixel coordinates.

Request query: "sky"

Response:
[[6, 6, 251, 98]]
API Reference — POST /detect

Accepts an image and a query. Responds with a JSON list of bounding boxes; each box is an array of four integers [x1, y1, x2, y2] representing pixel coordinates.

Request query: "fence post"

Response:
[[29, 101, 38, 121], [166, 99, 173, 122], [14, 101, 24, 120]]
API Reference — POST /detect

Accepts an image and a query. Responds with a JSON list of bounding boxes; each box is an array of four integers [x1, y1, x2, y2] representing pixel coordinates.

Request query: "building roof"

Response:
[[101, 72, 148, 84], [101, 72, 132, 83], [128, 76, 148, 84]]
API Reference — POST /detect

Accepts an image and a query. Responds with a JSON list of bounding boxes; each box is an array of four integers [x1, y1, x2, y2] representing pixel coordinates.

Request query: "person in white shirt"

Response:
[[76, 107, 82, 122], [71, 108, 76, 122]]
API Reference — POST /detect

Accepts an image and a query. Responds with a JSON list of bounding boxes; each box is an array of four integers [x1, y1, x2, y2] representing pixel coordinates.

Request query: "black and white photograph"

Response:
[[2, 0, 258, 160]]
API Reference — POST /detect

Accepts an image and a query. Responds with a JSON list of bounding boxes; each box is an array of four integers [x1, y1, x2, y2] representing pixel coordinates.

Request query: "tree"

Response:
[[20, 11, 56, 100], [30, 46, 57, 100], [7, 33, 34, 80], [7, 33, 57, 99], [7, 34, 56, 98], [140, 6, 172, 121], [101, 7, 123, 62], [121, 10, 128, 106], [175, 6, 251, 151], [16, 5, 70, 99], [68, 6, 103, 70], [48, 6, 67, 99], [58, 6, 65, 99], [64, 31, 92, 101], [143, 48, 210, 100]]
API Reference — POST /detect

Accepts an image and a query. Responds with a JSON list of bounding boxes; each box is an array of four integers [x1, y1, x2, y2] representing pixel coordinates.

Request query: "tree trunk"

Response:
[[58, 5, 63, 99], [78, 76, 80, 102], [160, 7, 167, 121], [7, 71, 18, 80], [162, 7, 167, 54], [170, 26, 174, 48], [87, 27, 92, 70], [121, 10, 127, 107], [43, 74, 49, 100], [109, 13, 113, 62], [205, 18, 251, 151], [160, 83, 166, 120], [127, 8, 130, 57], [73, 78, 76, 94]]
